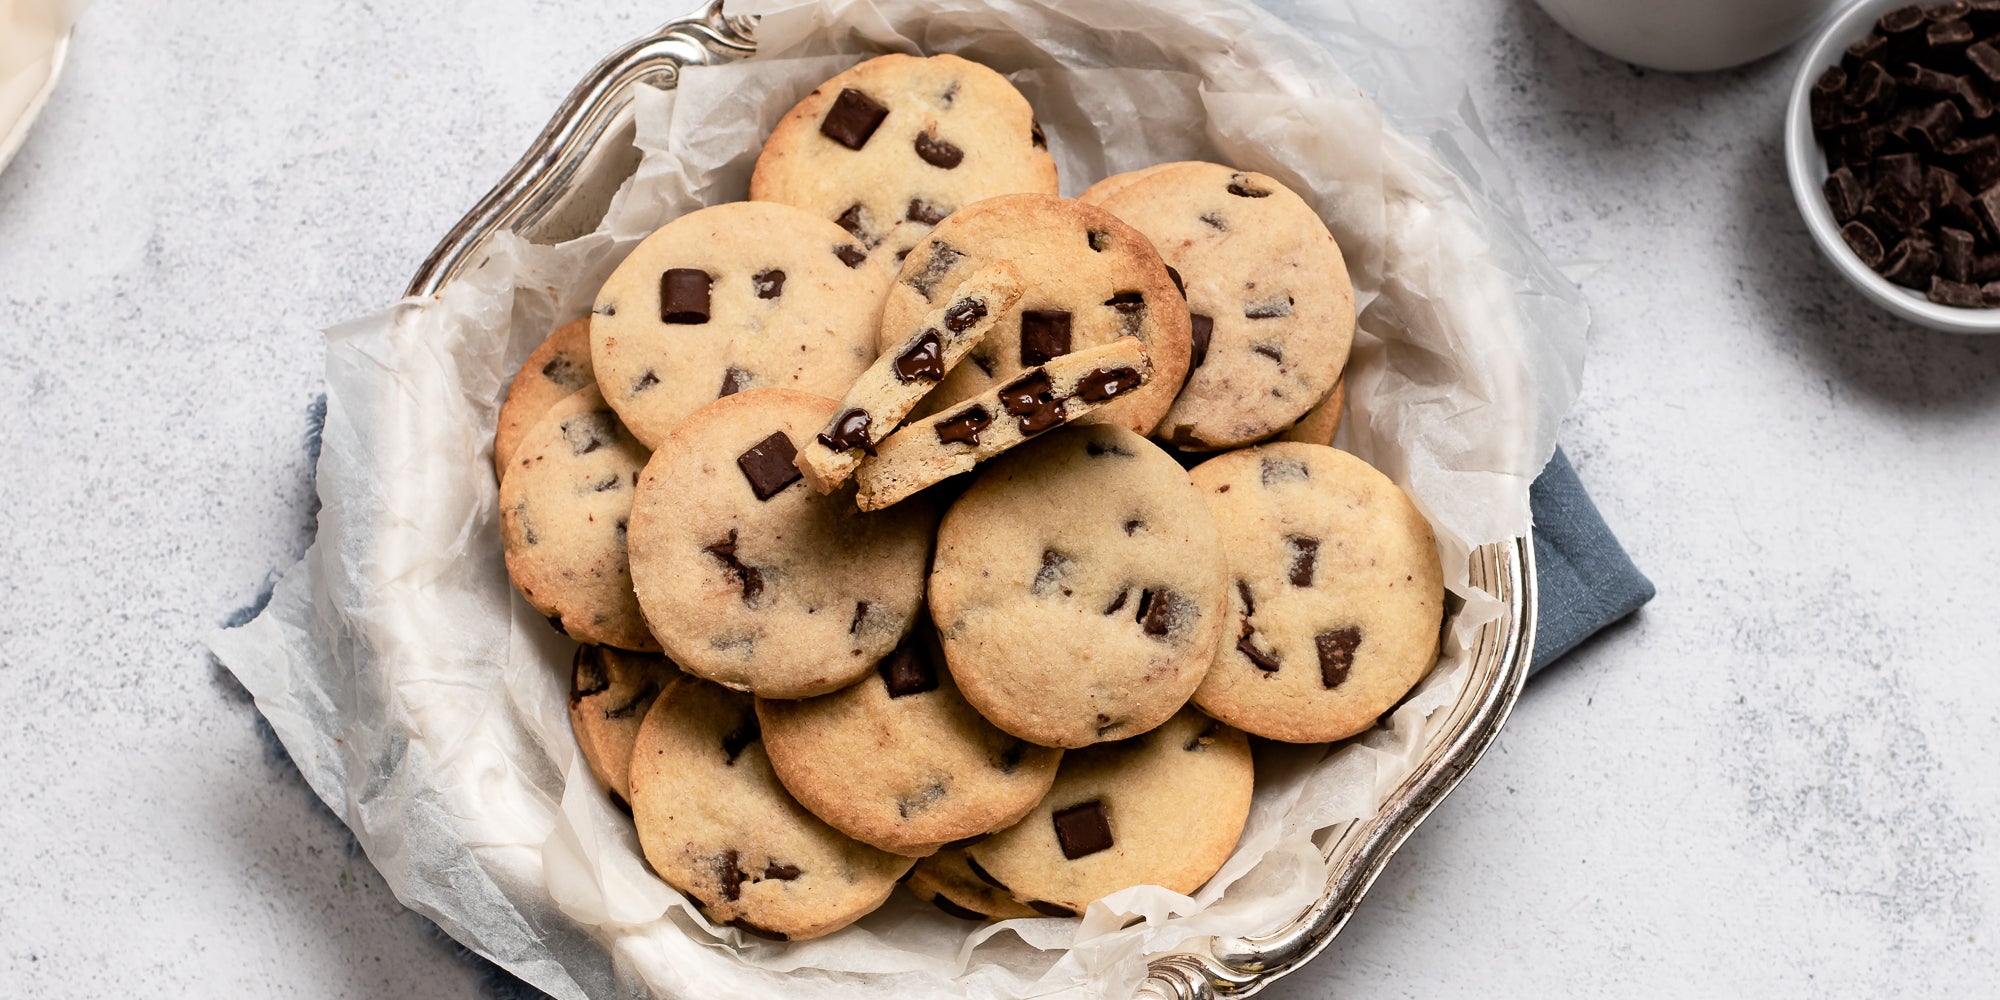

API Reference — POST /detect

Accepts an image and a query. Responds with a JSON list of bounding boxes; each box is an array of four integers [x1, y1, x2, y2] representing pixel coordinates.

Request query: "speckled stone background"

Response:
[[2, 0, 1996, 996]]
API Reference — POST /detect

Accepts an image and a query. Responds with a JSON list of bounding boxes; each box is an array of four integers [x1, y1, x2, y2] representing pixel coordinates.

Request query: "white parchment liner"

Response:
[[208, 0, 1589, 997]]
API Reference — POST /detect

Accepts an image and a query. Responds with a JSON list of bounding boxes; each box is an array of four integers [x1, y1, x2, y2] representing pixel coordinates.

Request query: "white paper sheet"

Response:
[[208, 1, 1589, 997]]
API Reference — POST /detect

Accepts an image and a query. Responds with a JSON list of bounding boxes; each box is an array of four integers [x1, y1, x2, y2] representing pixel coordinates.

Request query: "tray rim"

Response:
[[404, 3, 1538, 996]]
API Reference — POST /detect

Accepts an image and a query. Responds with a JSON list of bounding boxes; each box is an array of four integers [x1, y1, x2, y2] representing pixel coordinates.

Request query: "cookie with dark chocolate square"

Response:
[[962, 706, 1253, 916], [750, 54, 1058, 246], [628, 676, 915, 942], [927, 423, 1228, 748], [1188, 442, 1444, 743], [903, 847, 1041, 922], [589, 202, 883, 450], [1091, 162, 1356, 451], [877, 194, 1193, 438], [494, 317, 596, 477], [568, 645, 682, 808], [625, 389, 938, 698], [499, 386, 659, 652], [756, 633, 1061, 857]]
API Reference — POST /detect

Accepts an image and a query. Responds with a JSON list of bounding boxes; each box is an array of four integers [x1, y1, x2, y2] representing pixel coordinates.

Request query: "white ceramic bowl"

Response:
[[1786, 0, 2000, 334]]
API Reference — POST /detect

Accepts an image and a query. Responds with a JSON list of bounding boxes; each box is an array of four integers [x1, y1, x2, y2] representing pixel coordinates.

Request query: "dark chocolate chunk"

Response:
[[1847, 34, 1888, 68], [878, 641, 939, 698], [706, 530, 765, 604], [1019, 309, 1073, 365], [1881, 235, 1944, 287], [717, 850, 746, 901], [849, 600, 871, 635], [1316, 627, 1363, 688], [1983, 279, 2000, 303], [995, 740, 1027, 774], [945, 296, 988, 333], [1843, 60, 1899, 116], [1031, 549, 1074, 597], [1960, 77, 1996, 119], [1227, 173, 1271, 198], [1184, 718, 1224, 751], [894, 331, 947, 383], [897, 781, 949, 818], [1031, 119, 1047, 148], [591, 473, 624, 492], [914, 130, 965, 168], [1927, 17, 1974, 49], [836, 203, 874, 242], [1971, 40, 2000, 82], [1824, 167, 1865, 221], [541, 352, 586, 389], [907, 198, 949, 226], [1237, 631, 1281, 672], [1975, 251, 2000, 281], [571, 647, 610, 704], [1075, 366, 1143, 403], [965, 855, 1010, 891], [1201, 211, 1228, 231], [1051, 800, 1114, 860], [561, 413, 612, 455], [1977, 181, 2000, 235], [1842, 221, 1888, 268], [835, 243, 868, 268], [1880, 151, 1925, 196], [754, 268, 786, 299], [632, 370, 661, 394], [820, 88, 890, 149], [1103, 589, 1130, 615], [1905, 63, 1963, 95], [1286, 535, 1320, 587], [1236, 579, 1256, 617], [817, 408, 875, 455], [1104, 291, 1145, 313], [604, 680, 660, 720], [719, 367, 750, 397], [1951, 134, 2000, 189], [1927, 3, 1971, 21], [1165, 265, 1186, 298], [1893, 100, 1963, 153], [1122, 517, 1144, 534], [763, 862, 803, 881], [906, 244, 964, 299], [721, 716, 760, 765], [1252, 343, 1284, 363], [1189, 314, 1213, 367], [1028, 900, 1077, 918], [1931, 274, 1986, 305], [1942, 225, 1976, 280], [935, 404, 992, 446], [1246, 296, 1294, 319], [1881, 7, 1926, 33], [1088, 229, 1111, 252], [659, 268, 711, 324], [998, 369, 1066, 435], [736, 431, 802, 500], [931, 895, 986, 921], [1135, 587, 1181, 637]]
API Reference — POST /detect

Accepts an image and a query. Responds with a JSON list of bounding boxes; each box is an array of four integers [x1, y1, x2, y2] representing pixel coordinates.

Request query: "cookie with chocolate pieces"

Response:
[[569, 645, 681, 808], [495, 317, 596, 477]]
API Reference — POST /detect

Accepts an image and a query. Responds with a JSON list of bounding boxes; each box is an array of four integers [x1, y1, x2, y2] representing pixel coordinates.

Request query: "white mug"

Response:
[[1531, 0, 1845, 72]]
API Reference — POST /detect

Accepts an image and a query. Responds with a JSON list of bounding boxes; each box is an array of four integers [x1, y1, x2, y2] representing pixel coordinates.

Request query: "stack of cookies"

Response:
[[495, 53, 1445, 943]]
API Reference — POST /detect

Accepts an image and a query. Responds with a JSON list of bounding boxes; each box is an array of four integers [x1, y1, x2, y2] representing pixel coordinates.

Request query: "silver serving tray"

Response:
[[405, 4, 1537, 996]]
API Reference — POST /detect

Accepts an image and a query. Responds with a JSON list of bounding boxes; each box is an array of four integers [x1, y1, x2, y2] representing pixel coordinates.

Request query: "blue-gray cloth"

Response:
[[1527, 447, 1654, 672]]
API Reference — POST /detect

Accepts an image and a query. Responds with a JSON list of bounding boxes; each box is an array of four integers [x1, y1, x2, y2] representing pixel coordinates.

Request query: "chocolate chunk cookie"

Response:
[[590, 201, 882, 449], [904, 847, 1040, 922], [569, 645, 682, 809], [928, 424, 1228, 747], [628, 677, 915, 941], [757, 634, 1061, 856], [853, 336, 1154, 511], [794, 261, 1025, 494], [625, 389, 939, 699], [494, 317, 595, 477], [1092, 162, 1355, 450], [878, 194, 1192, 437], [962, 706, 1253, 916], [750, 53, 1058, 246], [1276, 376, 1344, 446], [499, 387, 658, 651], [1188, 443, 1443, 743]]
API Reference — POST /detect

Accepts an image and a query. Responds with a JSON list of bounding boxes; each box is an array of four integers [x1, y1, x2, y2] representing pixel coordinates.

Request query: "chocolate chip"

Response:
[[1226, 173, 1270, 197], [1942, 225, 1976, 280], [632, 370, 660, 394], [736, 432, 802, 500], [897, 781, 949, 818], [1200, 211, 1228, 231], [1881, 7, 1926, 33], [1134, 587, 1181, 637], [1316, 626, 1363, 688], [878, 641, 939, 698], [848, 600, 871, 635], [1252, 344, 1284, 363], [836, 203, 874, 243], [1051, 800, 1114, 859], [1824, 167, 1865, 221], [905, 244, 964, 299], [1928, 17, 1974, 49], [706, 530, 765, 604], [1088, 230, 1111, 252], [1031, 119, 1047, 148], [1245, 296, 1294, 319], [995, 740, 1028, 773], [763, 862, 802, 881], [1104, 291, 1144, 313], [1075, 366, 1143, 403], [604, 680, 660, 720], [716, 850, 745, 901], [945, 296, 988, 333], [1932, 274, 1985, 305], [932, 895, 986, 921], [719, 367, 750, 397], [659, 268, 711, 324], [1844, 61, 1899, 117], [965, 855, 1010, 891], [561, 413, 612, 456], [935, 404, 992, 446], [1031, 549, 1074, 597], [1019, 310, 1073, 366], [998, 369, 1066, 435], [1183, 719, 1224, 751], [1103, 589, 1130, 615], [834, 243, 868, 268], [1972, 40, 2000, 82], [1189, 314, 1213, 367], [1882, 235, 1944, 288], [816, 408, 874, 455], [1087, 440, 1134, 458], [1261, 457, 1309, 485], [754, 269, 786, 299], [1842, 221, 1888, 268], [1122, 518, 1144, 534], [571, 647, 610, 704], [892, 330, 946, 384], [914, 130, 964, 168], [1236, 579, 1256, 617], [1028, 900, 1076, 918], [820, 88, 889, 149], [540, 352, 586, 389], [1906, 63, 1963, 95], [1286, 535, 1320, 586], [1952, 134, 2000, 189], [1237, 631, 1281, 672], [907, 198, 948, 225]]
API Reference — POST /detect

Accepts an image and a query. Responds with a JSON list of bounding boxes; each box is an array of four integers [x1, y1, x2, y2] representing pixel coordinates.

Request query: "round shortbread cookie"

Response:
[[626, 389, 938, 699], [499, 387, 658, 651], [1276, 375, 1345, 446], [1188, 442, 1444, 743], [750, 53, 1058, 247], [495, 317, 595, 477], [590, 201, 881, 449], [629, 677, 915, 941], [962, 706, 1253, 916], [928, 423, 1228, 748], [1093, 162, 1354, 450], [904, 847, 1040, 922], [568, 645, 682, 809], [1074, 160, 1199, 207], [757, 633, 1061, 857], [879, 193, 1192, 436]]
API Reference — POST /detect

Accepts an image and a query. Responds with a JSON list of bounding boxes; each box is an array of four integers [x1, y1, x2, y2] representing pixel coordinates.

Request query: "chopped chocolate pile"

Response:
[[1812, 2, 2000, 306]]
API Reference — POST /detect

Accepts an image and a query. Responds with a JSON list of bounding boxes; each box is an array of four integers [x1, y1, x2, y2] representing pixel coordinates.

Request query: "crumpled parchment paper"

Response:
[[207, 1, 1589, 997]]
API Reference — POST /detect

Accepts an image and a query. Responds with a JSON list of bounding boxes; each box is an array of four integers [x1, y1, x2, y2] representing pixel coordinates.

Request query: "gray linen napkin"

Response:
[[1527, 446, 1655, 672]]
